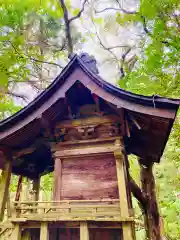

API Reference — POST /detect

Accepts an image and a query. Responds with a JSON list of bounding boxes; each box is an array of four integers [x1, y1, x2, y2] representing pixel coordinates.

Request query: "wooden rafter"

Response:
[[127, 112, 141, 130], [125, 118, 131, 138]]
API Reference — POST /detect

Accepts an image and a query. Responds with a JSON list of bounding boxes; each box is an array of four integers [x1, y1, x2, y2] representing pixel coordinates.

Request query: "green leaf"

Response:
[[72, 8, 80, 16], [0, 72, 8, 87], [93, 17, 103, 25]]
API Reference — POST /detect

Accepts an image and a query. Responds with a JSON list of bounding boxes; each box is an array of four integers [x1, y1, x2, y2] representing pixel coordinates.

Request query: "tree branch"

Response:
[[115, 0, 137, 14], [96, 0, 137, 15], [141, 16, 152, 36], [96, 7, 136, 15], [69, 0, 88, 23], [29, 57, 63, 69], [7, 90, 28, 102], [59, 0, 73, 55], [96, 2, 171, 49], [59, 0, 88, 55], [92, 18, 131, 60], [129, 175, 148, 209], [120, 47, 132, 78], [141, 15, 170, 46], [9, 41, 63, 69], [127, 54, 138, 72], [91, 14, 134, 78]]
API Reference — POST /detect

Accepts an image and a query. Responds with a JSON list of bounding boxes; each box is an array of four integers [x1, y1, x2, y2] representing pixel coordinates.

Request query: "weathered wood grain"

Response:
[[57, 155, 119, 200]]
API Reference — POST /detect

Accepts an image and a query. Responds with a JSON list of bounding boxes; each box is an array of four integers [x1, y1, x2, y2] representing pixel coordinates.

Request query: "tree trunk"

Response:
[[140, 162, 161, 240], [59, 0, 73, 55]]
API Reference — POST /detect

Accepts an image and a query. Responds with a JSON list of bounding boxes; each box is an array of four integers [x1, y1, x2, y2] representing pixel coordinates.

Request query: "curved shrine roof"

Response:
[[0, 54, 179, 177], [0, 54, 179, 132]]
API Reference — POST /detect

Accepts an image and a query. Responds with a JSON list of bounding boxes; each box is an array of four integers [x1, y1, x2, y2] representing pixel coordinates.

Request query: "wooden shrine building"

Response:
[[0, 53, 179, 240]]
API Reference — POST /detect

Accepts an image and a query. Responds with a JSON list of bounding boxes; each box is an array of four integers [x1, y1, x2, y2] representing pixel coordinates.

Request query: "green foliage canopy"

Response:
[[116, 0, 180, 98], [0, 0, 82, 117]]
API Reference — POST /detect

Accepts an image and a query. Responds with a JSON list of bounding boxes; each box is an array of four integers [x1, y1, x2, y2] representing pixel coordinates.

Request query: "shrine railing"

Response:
[[10, 199, 134, 222]]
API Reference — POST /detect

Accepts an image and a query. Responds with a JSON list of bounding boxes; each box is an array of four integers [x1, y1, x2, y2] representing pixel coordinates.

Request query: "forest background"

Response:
[[0, 0, 179, 239]]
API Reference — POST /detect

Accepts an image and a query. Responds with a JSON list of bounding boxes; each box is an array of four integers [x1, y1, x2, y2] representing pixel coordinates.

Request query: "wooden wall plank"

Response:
[[56, 155, 118, 200]]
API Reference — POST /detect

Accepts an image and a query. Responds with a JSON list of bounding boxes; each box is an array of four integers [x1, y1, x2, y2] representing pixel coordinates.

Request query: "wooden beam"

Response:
[[0, 157, 12, 221], [10, 224, 21, 240], [54, 145, 117, 158], [56, 115, 120, 128], [114, 139, 134, 240], [40, 222, 49, 240], [14, 148, 35, 158], [13, 198, 119, 203], [80, 222, 89, 240]]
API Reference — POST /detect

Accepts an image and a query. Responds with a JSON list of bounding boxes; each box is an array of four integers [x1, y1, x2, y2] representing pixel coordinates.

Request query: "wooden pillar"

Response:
[[10, 224, 21, 240], [140, 162, 161, 240], [40, 222, 49, 240], [20, 178, 30, 201], [53, 158, 62, 201], [80, 222, 89, 240], [0, 156, 12, 221], [15, 176, 23, 201], [160, 217, 165, 239], [32, 177, 40, 201], [114, 139, 134, 240], [6, 191, 11, 218]]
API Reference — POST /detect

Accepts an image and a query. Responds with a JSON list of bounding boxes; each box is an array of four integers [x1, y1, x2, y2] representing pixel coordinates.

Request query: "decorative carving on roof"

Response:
[[79, 52, 99, 74], [68, 53, 99, 74], [55, 123, 120, 142]]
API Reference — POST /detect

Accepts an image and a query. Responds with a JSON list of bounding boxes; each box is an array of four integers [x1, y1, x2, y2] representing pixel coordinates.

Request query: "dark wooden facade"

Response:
[[0, 53, 179, 240]]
